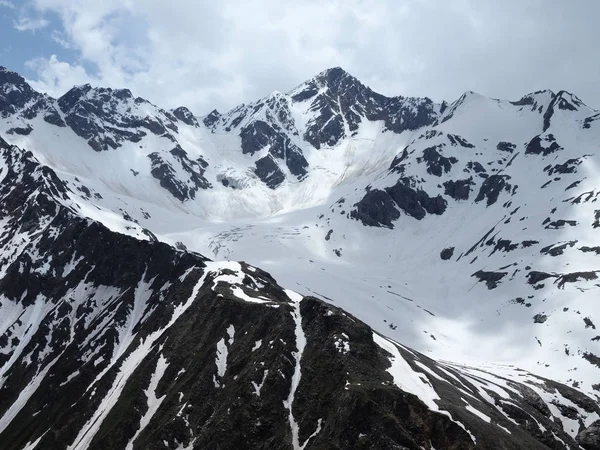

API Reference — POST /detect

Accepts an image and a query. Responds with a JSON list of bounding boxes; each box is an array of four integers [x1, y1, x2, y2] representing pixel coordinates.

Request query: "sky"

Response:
[[1, 0, 599, 115]]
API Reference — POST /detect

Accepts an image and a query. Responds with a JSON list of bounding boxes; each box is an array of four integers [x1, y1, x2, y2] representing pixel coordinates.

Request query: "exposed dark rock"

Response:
[[148, 148, 211, 201], [525, 134, 562, 156], [56, 84, 179, 151], [580, 246, 600, 255], [389, 147, 409, 174], [298, 68, 439, 149], [474, 175, 512, 206], [556, 271, 598, 288], [0, 68, 41, 118], [497, 142, 516, 152], [576, 420, 600, 450], [254, 154, 285, 189], [6, 125, 33, 136], [545, 158, 582, 175], [172, 106, 199, 127], [447, 134, 474, 148], [527, 271, 557, 285], [545, 219, 577, 229], [533, 314, 548, 324], [583, 352, 600, 368], [551, 401, 579, 420], [240, 120, 308, 181], [542, 91, 582, 131], [584, 113, 600, 129], [385, 177, 447, 220], [291, 85, 319, 102], [304, 106, 345, 149], [440, 247, 454, 260], [350, 188, 400, 228], [540, 241, 577, 256], [511, 298, 532, 307], [584, 317, 596, 330], [466, 161, 486, 174], [472, 270, 508, 289], [285, 146, 309, 178], [203, 109, 221, 128], [418, 145, 458, 176], [443, 178, 474, 201], [492, 239, 519, 254]]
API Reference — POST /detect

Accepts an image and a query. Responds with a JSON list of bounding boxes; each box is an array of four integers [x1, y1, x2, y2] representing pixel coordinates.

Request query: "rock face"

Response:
[[0, 138, 597, 449], [57, 84, 180, 152], [294, 67, 440, 148], [147, 146, 211, 201], [204, 67, 442, 188], [577, 420, 600, 449]]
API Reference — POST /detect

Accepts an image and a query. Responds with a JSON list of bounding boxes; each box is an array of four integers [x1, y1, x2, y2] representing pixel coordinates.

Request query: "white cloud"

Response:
[[26, 55, 97, 96], [22, 0, 600, 114], [50, 29, 72, 49], [0, 0, 15, 9], [13, 16, 50, 31]]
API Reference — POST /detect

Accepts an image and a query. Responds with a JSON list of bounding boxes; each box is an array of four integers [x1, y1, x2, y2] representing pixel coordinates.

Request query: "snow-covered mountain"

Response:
[[0, 65, 599, 449]]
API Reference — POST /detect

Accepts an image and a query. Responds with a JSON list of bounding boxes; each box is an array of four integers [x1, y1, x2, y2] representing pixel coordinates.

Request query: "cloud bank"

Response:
[[19, 0, 600, 114]]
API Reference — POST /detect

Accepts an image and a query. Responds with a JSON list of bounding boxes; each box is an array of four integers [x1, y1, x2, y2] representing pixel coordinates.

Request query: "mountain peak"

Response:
[[0, 66, 31, 87], [314, 66, 358, 88], [553, 89, 586, 110], [0, 67, 41, 118]]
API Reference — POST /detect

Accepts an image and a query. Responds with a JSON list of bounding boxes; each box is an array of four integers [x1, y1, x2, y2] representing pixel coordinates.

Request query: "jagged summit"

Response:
[[290, 66, 379, 104], [312, 66, 362, 88]]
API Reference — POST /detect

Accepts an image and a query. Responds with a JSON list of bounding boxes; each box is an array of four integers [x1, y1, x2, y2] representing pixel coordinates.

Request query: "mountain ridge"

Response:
[[1, 136, 596, 449], [1, 66, 600, 449]]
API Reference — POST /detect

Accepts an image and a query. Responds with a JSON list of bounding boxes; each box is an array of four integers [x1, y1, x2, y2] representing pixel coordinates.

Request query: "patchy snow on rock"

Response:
[[126, 353, 170, 450], [334, 333, 350, 354], [464, 402, 491, 423]]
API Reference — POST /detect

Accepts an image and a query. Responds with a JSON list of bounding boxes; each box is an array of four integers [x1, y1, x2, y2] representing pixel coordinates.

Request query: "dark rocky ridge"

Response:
[[57, 84, 178, 152], [240, 119, 308, 188], [298, 67, 440, 149], [205, 67, 442, 189], [147, 145, 211, 201], [351, 177, 447, 228]]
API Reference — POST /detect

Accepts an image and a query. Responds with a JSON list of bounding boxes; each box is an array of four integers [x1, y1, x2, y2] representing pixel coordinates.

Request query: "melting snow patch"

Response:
[[68, 268, 209, 450], [215, 337, 228, 385], [59, 370, 80, 387], [214, 324, 235, 388], [334, 333, 350, 354], [226, 324, 235, 345], [230, 286, 270, 304], [372, 332, 476, 444], [252, 370, 269, 396], [372, 333, 441, 409], [126, 354, 169, 450], [464, 402, 491, 423], [496, 423, 512, 435], [22, 430, 49, 450], [282, 288, 310, 450]]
